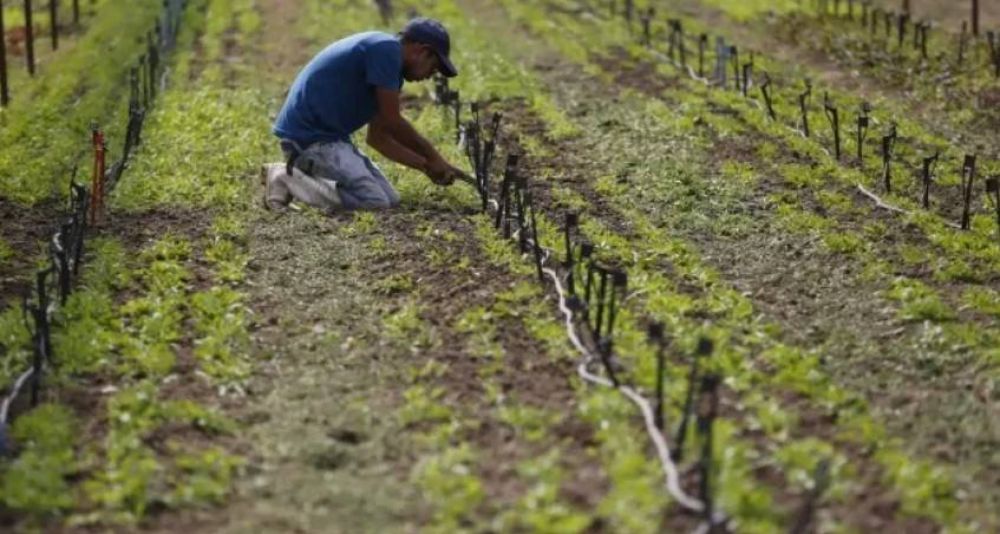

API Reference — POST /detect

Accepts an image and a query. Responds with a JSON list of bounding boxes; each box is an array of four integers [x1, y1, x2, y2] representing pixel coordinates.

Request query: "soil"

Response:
[[0, 198, 66, 313]]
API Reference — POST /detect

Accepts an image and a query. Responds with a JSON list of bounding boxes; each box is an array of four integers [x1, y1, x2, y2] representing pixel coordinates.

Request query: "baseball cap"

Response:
[[401, 17, 458, 78]]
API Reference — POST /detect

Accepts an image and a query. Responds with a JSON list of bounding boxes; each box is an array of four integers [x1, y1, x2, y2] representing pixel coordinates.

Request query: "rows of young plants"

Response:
[[0, 0, 266, 528], [612, 1, 1000, 396], [372, 1, 958, 531], [206, 1, 851, 530], [0, 0, 113, 105], [252, 0, 999, 529], [485, 0, 998, 528], [677, 0, 1000, 186], [572, 0, 1000, 360], [770, 0, 1000, 92], [0, 0, 164, 204], [4, 0, 996, 530]]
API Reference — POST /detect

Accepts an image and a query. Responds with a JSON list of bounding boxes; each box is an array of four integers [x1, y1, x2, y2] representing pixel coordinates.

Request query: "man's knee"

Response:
[[362, 195, 399, 210], [386, 190, 401, 208]]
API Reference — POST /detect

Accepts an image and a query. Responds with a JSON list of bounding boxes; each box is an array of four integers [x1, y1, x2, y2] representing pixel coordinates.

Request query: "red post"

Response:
[[89, 129, 106, 224]]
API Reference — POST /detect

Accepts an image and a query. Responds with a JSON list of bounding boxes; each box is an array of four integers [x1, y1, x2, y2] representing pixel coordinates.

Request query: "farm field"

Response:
[[0, 0, 998, 532]]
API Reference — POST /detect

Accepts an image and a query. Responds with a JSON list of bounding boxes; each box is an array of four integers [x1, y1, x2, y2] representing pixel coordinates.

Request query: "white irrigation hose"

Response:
[[472, 126, 726, 526], [0, 368, 35, 425], [542, 263, 707, 513], [857, 183, 964, 229], [653, 33, 977, 232]]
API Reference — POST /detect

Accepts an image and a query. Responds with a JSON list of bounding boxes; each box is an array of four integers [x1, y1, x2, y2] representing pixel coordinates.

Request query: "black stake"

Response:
[[730, 46, 740, 92], [799, 80, 813, 138], [564, 212, 579, 295], [921, 152, 939, 209], [959, 21, 968, 66], [856, 102, 871, 165], [760, 73, 776, 120], [897, 12, 909, 49], [515, 177, 528, 253], [881, 124, 897, 193], [49, 0, 58, 50], [648, 322, 667, 431], [667, 19, 678, 61], [594, 267, 609, 338], [526, 192, 545, 284], [640, 8, 652, 47], [988, 31, 1000, 78], [598, 338, 620, 387], [698, 34, 708, 78], [583, 260, 596, 328], [985, 176, 1000, 239], [672, 337, 713, 462], [606, 271, 627, 338], [973, 0, 980, 37], [789, 460, 832, 534], [496, 155, 517, 230], [741, 61, 752, 97], [823, 92, 841, 160], [697, 373, 721, 527], [961, 155, 977, 230], [678, 20, 687, 68], [24, 0, 35, 76]]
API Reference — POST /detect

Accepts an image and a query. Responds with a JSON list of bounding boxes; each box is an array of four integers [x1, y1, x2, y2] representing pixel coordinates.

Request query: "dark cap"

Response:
[[402, 17, 457, 78]]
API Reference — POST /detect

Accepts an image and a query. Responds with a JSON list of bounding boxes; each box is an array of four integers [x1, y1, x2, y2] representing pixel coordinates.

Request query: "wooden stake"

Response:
[[49, 0, 58, 50], [0, 4, 8, 106], [972, 0, 980, 37], [24, 0, 35, 75]]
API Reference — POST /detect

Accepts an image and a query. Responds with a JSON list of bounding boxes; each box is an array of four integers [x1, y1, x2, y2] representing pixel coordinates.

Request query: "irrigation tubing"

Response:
[[454, 90, 725, 526], [0, 368, 35, 427], [648, 33, 990, 230], [499, 217, 727, 529]]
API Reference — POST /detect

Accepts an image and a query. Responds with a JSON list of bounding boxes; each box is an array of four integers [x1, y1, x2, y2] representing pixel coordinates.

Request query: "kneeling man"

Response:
[[264, 17, 467, 212]]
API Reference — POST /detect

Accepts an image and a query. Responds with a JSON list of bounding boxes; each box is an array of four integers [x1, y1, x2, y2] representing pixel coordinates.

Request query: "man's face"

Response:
[[403, 44, 440, 82]]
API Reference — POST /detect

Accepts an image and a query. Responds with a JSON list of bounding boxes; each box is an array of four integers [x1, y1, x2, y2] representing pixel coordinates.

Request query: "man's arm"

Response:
[[371, 88, 454, 176], [366, 122, 428, 172]]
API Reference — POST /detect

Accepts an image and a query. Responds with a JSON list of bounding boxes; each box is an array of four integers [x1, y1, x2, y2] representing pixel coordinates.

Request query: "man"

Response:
[[263, 17, 468, 213]]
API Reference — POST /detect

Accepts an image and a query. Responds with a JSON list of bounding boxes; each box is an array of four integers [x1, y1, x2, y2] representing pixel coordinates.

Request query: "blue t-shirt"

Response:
[[273, 32, 404, 146]]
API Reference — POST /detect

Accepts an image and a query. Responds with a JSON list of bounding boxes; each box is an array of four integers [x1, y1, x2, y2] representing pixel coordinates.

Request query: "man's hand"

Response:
[[425, 157, 452, 184], [425, 157, 472, 187]]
